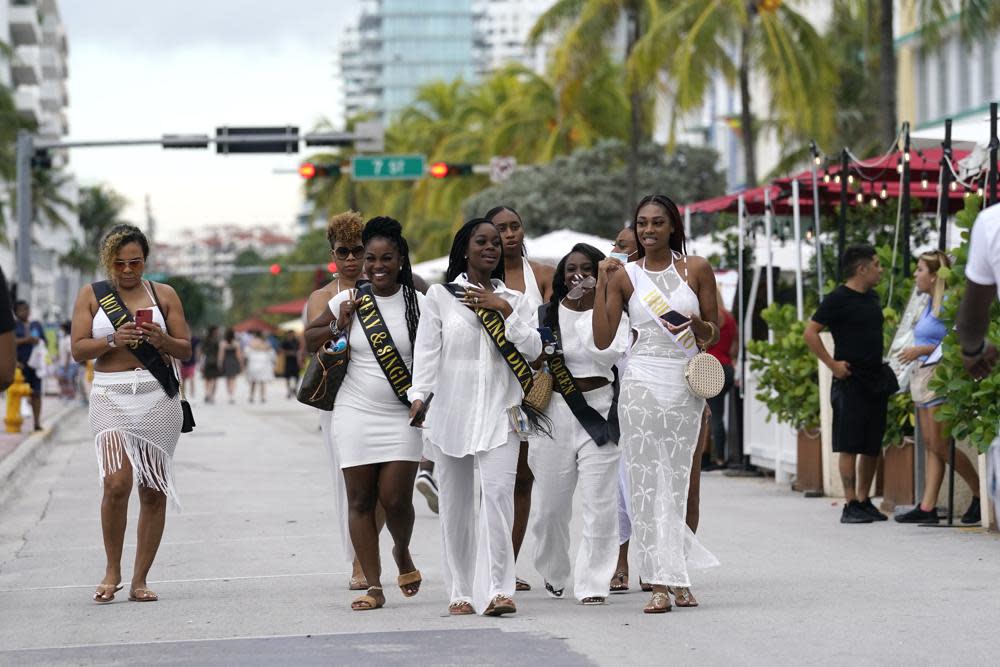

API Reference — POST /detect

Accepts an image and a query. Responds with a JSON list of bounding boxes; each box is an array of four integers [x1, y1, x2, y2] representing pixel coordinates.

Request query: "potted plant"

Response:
[[747, 303, 823, 494]]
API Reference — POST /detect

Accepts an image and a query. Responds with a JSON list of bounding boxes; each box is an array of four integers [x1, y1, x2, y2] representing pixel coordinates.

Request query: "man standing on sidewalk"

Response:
[[0, 268, 16, 391], [14, 301, 45, 431], [804, 244, 897, 524]]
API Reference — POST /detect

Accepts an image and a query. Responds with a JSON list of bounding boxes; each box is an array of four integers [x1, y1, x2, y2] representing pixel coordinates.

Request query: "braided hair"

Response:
[[484, 205, 526, 257], [100, 224, 149, 279], [633, 194, 686, 258], [445, 218, 505, 283], [362, 216, 421, 345], [544, 243, 606, 336]]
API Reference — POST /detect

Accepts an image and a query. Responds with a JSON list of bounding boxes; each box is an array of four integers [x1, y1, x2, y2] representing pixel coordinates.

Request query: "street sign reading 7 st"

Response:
[[351, 154, 426, 181]]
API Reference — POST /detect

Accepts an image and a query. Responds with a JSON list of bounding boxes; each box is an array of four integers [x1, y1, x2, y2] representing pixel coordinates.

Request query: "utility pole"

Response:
[[15, 131, 34, 303]]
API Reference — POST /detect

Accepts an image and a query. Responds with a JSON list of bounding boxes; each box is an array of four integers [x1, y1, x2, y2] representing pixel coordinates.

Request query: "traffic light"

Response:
[[31, 150, 52, 171], [299, 162, 342, 180], [429, 162, 474, 178], [269, 263, 282, 275]]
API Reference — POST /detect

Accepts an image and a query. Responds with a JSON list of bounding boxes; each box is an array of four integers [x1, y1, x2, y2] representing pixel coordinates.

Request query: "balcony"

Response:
[[15, 86, 43, 124], [38, 111, 64, 139], [42, 15, 69, 57], [40, 79, 68, 111], [9, 2, 42, 45], [40, 47, 66, 80], [12, 45, 42, 85]]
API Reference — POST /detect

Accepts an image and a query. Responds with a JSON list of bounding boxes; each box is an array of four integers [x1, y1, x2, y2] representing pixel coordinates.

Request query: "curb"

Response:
[[0, 401, 82, 507]]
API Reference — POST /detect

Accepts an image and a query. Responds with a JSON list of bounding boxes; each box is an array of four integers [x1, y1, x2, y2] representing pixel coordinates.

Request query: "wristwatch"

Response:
[[106, 333, 117, 348]]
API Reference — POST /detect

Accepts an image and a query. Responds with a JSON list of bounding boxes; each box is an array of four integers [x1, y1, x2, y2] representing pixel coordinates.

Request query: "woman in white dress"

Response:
[[244, 331, 275, 403], [407, 218, 544, 617], [302, 211, 373, 591], [530, 243, 630, 605], [484, 205, 554, 591], [593, 195, 720, 613], [306, 217, 424, 611]]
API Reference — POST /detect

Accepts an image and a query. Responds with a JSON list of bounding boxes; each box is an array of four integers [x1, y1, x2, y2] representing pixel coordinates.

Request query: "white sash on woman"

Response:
[[625, 263, 699, 359]]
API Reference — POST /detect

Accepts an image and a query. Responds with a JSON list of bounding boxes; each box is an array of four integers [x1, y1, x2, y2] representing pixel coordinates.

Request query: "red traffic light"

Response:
[[429, 162, 450, 179], [269, 263, 282, 275], [327, 261, 337, 273], [298, 162, 317, 179]]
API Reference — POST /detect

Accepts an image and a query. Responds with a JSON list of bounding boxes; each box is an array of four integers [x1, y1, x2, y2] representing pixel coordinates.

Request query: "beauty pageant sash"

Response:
[[355, 283, 413, 407], [624, 263, 699, 359]]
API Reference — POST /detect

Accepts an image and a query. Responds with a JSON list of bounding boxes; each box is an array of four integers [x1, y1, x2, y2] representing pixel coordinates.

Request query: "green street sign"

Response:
[[351, 154, 426, 181]]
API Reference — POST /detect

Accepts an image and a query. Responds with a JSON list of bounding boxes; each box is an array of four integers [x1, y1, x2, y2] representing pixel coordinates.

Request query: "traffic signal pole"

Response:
[[15, 131, 34, 302]]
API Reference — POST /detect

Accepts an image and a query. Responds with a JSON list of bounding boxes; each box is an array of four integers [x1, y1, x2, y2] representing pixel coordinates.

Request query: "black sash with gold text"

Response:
[[91, 281, 179, 398], [539, 303, 620, 446], [355, 284, 413, 407], [442, 283, 535, 397]]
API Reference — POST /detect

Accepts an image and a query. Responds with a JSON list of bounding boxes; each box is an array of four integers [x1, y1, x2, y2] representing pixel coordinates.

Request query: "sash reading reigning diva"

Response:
[[355, 284, 413, 407]]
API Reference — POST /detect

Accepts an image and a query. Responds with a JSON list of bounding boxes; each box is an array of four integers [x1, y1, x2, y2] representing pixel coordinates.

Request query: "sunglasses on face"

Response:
[[334, 245, 365, 260], [113, 258, 145, 271]]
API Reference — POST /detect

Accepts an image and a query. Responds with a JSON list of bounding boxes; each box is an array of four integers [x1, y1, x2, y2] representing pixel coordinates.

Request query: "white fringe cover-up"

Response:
[[90, 369, 183, 511]]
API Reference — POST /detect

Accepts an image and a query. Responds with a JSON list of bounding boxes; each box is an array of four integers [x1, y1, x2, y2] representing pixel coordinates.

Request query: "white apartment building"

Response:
[[1, 0, 80, 321], [473, 0, 555, 77]]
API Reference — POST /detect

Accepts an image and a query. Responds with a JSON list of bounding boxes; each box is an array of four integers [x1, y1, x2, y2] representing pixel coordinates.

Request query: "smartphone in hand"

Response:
[[134, 308, 154, 327], [660, 310, 690, 327], [538, 326, 558, 355], [410, 392, 434, 427]]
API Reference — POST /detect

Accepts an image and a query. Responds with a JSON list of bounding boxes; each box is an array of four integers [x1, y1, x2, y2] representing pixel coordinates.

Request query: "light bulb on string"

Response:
[[814, 155, 821, 166], [950, 181, 958, 191], [896, 163, 903, 174], [903, 151, 911, 162], [880, 182, 888, 199], [847, 174, 855, 185], [834, 174, 841, 184], [823, 173, 831, 184], [978, 187, 985, 197], [920, 173, 928, 189], [856, 192, 864, 203]]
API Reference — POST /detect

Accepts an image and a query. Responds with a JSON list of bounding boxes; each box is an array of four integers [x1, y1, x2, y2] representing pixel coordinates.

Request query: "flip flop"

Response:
[[93, 584, 122, 604], [398, 570, 422, 598], [643, 591, 671, 614], [351, 586, 384, 611], [128, 588, 158, 602], [668, 586, 699, 607], [515, 577, 531, 592], [609, 570, 629, 593]]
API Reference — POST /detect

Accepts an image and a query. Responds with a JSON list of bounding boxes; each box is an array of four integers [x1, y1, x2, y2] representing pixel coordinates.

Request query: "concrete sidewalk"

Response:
[[0, 385, 996, 666]]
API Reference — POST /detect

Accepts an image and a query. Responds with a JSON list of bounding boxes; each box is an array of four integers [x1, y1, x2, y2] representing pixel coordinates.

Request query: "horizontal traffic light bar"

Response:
[[297, 159, 493, 180]]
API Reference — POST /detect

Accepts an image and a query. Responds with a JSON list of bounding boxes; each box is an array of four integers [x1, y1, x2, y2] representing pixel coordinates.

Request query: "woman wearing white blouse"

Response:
[[407, 218, 543, 617], [530, 244, 630, 605]]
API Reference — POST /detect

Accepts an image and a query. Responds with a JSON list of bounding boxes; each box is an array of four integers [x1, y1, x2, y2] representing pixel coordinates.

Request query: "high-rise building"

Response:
[[338, 0, 555, 123], [1, 0, 80, 320]]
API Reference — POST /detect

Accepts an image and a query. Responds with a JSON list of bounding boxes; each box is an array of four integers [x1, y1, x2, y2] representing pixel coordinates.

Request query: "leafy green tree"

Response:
[[463, 139, 724, 238], [164, 276, 208, 329], [61, 185, 129, 273]]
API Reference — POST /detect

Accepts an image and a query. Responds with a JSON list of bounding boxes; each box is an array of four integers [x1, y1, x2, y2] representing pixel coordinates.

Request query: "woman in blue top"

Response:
[[895, 250, 980, 524]]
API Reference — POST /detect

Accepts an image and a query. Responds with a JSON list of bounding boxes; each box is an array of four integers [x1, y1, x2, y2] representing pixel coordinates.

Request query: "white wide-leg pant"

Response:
[[433, 435, 519, 614], [320, 410, 354, 565], [530, 386, 621, 601], [617, 456, 632, 545]]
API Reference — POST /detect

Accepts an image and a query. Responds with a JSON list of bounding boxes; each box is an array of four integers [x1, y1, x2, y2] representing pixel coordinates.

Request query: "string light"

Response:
[[978, 187, 985, 197], [834, 174, 841, 184], [814, 155, 822, 166], [897, 163, 903, 174], [870, 197, 878, 208], [903, 151, 911, 162], [920, 172, 929, 189], [847, 174, 855, 185], [823, 173, 831, 184], [855, 192, 864, 203], [880, 182, 888, 199], [950, 181, 958, 191]]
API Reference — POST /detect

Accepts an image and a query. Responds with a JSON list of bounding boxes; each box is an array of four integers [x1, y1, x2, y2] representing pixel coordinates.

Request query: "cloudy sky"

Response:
[[62, 0, 361, 240]]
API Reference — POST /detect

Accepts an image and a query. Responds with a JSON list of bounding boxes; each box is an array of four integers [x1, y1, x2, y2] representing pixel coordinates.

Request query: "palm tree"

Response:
[[633, 0, 836, 186], [529, 0, 655, 216], [61, 185, 127, 273]]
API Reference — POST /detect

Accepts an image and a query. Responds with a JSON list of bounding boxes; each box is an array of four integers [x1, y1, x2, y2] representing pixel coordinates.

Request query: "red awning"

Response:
[[232, 317, 277, 334], [263, 298, 309, 315]]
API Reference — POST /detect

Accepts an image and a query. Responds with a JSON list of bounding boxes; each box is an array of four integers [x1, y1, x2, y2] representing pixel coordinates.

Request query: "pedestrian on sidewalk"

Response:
[[704, 291, 737, 470], [530, 244, 628, 605], [593, 195, 721, 614], [484, 205, 554, 593], [896, 251, 980, 524], [307, 217, 425, 612], [278, 330, 301, 399], [14, 300, 45, 431], [407, 218, 545, 617], [179, 332, 199, 400], [0, 266, 15, 392], [218, 329, 243, 404], [201, 326, 221, 404], [244, 331, 275, 404], [956, 204, 1000, 518], [302, 210, 378, 591], [70, 223, 192, 604], [57, 321, 79, 401], [804, 244, 898, 524]]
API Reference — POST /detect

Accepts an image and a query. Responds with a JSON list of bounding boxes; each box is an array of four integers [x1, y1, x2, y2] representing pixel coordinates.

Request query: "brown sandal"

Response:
[[397, 570, 422, 598], [639, 578, 653, 592], [449, 600, 475, 615], [668, 586, 699, 607], [483, 594, 516, 616], [93, 584, 122, 604], [581, 596, 605, 605], [515, 577, 531, 591], [609, 570, 629, 593], [351, 586, 384, 611], [643, 591, 671, 614], [128, 587, 158, 602]]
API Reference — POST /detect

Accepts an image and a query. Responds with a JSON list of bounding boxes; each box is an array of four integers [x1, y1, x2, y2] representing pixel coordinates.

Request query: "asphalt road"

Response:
[[0, 385, 997, 666]]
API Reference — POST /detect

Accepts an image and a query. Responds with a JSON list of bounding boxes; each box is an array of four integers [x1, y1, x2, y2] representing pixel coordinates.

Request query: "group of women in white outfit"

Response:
[[304, 194, 720, 616]]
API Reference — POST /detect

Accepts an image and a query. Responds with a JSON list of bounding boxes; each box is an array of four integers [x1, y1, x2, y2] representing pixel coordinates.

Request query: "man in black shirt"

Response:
[[0, 268, 16, 391], [805, 244, 895, 524]]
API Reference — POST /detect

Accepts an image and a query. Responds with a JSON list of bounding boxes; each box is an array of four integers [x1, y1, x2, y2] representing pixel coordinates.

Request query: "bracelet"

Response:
[[961, 340, 986, 358]]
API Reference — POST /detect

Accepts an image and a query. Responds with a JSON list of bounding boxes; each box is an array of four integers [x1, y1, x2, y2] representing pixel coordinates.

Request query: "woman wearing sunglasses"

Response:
[[70, 224, 192, 604], [303, 211, 377, 591]]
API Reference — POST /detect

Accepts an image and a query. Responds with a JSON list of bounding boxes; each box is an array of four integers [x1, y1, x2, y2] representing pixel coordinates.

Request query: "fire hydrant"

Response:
[[5, 367, 33, 433]]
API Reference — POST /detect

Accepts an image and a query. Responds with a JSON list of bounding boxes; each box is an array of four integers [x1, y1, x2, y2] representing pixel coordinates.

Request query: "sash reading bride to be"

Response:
[[354, 284, 413, 408], [624, 263, 724, 399]]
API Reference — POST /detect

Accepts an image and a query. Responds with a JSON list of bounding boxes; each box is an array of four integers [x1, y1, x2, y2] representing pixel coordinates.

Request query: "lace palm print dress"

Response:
[[620, 257, 719, 587]]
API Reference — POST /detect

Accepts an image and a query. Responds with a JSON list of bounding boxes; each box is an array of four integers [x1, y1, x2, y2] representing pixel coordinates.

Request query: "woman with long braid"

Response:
[[303, 211, 376, 592], [484, 205, 553, 591], [408, 218, 544, 617], [306, 217, 424, 611]]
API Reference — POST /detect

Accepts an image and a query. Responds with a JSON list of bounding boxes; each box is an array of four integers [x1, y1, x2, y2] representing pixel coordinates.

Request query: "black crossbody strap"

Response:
[[539, 303, 619, 446], [443, 283, 535, 396], [91, 280, 179, 398], [354, 284, 412, 407]]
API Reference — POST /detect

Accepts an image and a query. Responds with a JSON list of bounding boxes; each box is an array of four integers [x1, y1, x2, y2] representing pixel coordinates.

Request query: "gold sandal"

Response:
[[609, 570, 629, 593], [397, 570, 422, 598], [643, 591, 671, 614], [351, 586, 384, 611]]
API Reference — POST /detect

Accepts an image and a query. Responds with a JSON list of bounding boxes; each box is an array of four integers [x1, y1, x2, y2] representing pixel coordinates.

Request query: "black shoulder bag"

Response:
[[538, 303, 620, 446], [148, 282, 195, 432]]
